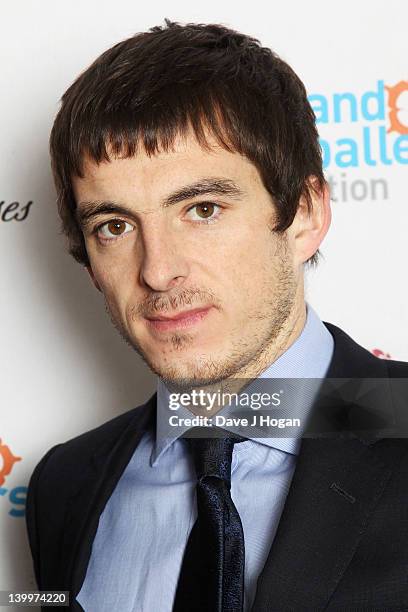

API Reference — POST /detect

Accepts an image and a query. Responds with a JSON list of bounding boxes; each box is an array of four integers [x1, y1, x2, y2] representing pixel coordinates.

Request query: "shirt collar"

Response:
[[151, 302, 334, 466]]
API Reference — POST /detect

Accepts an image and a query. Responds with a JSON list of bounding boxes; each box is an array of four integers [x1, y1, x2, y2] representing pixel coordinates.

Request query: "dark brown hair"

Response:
[[50, 18, 325, 266]]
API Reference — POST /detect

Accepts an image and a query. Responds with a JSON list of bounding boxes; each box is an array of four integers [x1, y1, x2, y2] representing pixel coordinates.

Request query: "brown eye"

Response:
[[107, 220, 126, 235], [186, 202, 221, 222], [98, 219, 134, 240], [196, 203, 214, 218]]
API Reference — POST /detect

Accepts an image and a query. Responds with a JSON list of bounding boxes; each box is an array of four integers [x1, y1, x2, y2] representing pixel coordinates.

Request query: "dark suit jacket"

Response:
[[25, 323, 408, 611]]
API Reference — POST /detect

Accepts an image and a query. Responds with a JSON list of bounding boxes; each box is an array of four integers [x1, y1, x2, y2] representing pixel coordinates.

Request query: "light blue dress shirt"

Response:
[[77, 303, 334, 611]]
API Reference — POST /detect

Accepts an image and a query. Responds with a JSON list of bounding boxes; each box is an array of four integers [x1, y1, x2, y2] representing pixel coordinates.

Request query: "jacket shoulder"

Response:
[[385, 358, 408, 377], [323, 321, 408, 377], [29, 396, 155, 487], [51, 401, 148, 458]]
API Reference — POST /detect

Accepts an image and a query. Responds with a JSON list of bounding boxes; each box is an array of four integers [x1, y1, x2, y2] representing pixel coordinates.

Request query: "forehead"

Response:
[[73, 128, 263, 201]]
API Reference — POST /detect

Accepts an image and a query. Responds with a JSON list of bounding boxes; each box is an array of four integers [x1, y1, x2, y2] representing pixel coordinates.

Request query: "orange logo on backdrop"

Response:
[[0, 439, 22, 487], [386, 80, 408, 134]]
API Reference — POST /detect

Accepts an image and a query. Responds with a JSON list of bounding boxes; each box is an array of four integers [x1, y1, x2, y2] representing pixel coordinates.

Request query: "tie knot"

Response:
[[185, 427, 247, 482]]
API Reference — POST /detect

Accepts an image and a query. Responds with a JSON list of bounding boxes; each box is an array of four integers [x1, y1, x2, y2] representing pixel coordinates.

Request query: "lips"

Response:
[[144, 305, 213, 333], [145, 306, 212, 322]]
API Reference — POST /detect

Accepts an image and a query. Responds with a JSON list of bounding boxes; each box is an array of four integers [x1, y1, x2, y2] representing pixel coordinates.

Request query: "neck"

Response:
[[185, 294, 307, 417], [235, 299, 306, 382]]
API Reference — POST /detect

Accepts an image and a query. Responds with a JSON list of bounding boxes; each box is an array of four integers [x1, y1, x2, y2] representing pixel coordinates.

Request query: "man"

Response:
[[26, 19, 408, 612]]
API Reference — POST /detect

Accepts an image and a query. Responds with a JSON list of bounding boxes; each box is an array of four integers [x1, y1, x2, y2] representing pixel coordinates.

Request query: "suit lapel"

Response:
[[61, 393, 156, 610], [251, 436, 405, 610], [252, 322, 401, 611]]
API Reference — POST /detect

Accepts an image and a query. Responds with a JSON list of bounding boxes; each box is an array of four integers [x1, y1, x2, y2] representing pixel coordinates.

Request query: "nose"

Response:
[[138, 219, 189, 292]]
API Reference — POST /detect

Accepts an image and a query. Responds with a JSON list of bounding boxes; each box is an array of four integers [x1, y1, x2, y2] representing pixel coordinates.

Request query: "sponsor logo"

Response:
[[308, 80, 408, 202], [0, 438, 26, 518]]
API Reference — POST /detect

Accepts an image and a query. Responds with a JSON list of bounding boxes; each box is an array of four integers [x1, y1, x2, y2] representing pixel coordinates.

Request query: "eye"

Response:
[[96, 219, 135, 241], [185, 202, 222, 223]]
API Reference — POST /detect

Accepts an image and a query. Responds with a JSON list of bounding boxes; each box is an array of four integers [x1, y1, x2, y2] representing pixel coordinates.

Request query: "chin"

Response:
[[129, 329, 233, 386], [151, 353, 243, 392], [152, 358, 211, 384]]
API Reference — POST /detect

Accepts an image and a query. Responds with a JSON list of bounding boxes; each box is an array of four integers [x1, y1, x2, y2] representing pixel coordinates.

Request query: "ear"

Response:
[[85, 265, 102, 292], [288, 177, 331, 265]]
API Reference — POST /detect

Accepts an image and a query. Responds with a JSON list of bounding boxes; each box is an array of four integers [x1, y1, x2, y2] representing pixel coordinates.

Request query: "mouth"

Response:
[[144, 306, 213, 332]]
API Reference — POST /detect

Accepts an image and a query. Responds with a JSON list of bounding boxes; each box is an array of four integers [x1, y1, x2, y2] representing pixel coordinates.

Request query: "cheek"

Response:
[[222, 230, 277, 285], [87, 239, 137, 288], [212, 251, 268, 311], [90, 259, 128, 306]]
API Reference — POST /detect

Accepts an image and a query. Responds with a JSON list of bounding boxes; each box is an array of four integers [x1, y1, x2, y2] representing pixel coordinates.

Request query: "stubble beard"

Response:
[[103, 237, 299, 392]]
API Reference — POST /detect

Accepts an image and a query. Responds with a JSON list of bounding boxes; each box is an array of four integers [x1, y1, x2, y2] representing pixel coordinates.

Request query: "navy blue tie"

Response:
[[173, 428, 246, 612]]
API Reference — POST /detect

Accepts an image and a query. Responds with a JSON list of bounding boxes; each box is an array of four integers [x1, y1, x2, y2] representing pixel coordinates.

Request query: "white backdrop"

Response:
[[1, 1, 407, 608]]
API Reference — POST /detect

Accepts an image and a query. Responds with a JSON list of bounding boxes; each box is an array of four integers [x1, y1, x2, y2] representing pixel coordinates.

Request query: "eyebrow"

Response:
[[75, 177, 246, 228]]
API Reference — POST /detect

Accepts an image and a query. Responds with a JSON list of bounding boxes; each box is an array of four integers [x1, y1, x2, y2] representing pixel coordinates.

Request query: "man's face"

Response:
[[73, 129, 304, 389]]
